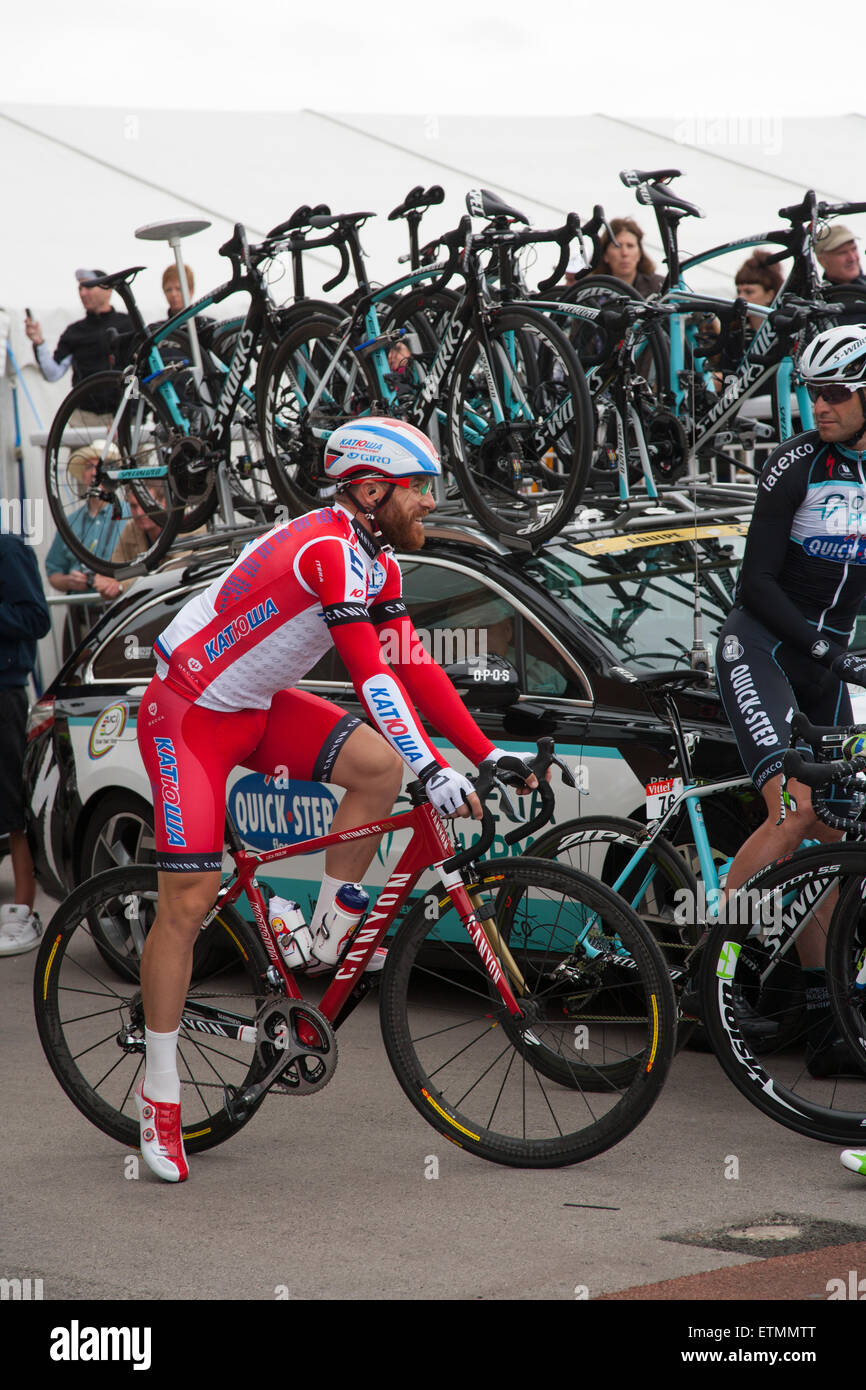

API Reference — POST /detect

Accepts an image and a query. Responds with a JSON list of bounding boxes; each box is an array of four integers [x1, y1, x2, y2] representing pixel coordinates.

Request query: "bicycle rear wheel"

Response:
[[699, 845, 866, 1142], [446, 308, 593, 544], [44, 372, 181, 576], [33, 867, 272, 1153], [379, 858, 676, 1167]]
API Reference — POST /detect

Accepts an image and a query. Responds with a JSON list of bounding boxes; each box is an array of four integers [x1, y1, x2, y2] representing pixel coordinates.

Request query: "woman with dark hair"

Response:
[[734, 250, 784, 332], [588, 217, 664, 296]]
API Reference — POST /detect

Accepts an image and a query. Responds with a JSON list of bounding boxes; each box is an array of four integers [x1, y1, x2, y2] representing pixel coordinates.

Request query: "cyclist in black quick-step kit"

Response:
[[716, 325, 866, 1175]]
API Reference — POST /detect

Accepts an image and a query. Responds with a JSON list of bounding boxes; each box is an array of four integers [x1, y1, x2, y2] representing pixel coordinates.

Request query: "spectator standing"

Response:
[[162, 264, 195, 316], [734, 250, 784, 332], [24, 268, 132, 393], [0, 534, 51, 955], [566, 217, 663, 295], [814, 224, 866, 288]]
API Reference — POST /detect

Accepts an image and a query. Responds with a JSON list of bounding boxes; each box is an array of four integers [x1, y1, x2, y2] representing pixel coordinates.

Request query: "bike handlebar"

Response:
[[440, 738, 575, 872], [782, 747, 866, 789]]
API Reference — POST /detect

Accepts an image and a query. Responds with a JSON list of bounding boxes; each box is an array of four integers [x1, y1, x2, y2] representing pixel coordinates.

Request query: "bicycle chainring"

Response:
[[255, 998, 338, 1096], [645, 408, 688, 482], [168, 435, 216, 501]]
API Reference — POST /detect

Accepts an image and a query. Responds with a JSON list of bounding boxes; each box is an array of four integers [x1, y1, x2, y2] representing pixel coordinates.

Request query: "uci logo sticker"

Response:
[[89, 702, 129, 759], [716, 940, 741, 980], [722, 635, 744, 662]]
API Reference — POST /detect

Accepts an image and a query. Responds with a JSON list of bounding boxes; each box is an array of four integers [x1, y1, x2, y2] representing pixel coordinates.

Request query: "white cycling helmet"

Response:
[[324, 417, 440, 487], [798, 324, 866, 385]]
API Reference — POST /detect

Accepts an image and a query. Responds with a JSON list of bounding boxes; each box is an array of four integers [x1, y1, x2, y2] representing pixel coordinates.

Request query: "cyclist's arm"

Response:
[[297, 540, 446, 780], [737, 455, 842, 661], [370, 601, 496, 767]]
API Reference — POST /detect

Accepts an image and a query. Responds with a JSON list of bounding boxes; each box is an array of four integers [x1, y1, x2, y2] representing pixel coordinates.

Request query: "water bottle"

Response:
[[312, 883, 370, 967], [268, 896, 314, 969]]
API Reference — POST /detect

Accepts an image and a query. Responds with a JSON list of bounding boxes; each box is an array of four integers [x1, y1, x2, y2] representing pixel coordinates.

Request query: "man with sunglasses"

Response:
[[716, 325, 866, 1095], [133, 418, 536, 1181]]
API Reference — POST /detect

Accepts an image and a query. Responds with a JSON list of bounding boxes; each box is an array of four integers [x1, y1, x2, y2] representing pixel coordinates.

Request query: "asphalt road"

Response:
[[3, 861, 866, 1310]]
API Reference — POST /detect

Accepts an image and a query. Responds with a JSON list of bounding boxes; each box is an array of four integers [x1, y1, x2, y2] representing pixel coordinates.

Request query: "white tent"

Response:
[[3, 102, 866, 684]]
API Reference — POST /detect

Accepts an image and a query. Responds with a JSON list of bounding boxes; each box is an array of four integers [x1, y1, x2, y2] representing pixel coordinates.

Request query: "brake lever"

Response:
[[529, 736, 578, 789], [492, 775, 521, 823]]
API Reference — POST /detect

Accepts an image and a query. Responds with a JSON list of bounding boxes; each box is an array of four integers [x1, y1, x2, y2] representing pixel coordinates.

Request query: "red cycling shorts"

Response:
[[137, 675, 360, 872]]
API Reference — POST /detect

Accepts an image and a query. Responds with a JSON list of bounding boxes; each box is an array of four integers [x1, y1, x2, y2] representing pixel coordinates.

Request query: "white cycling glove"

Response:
[[423, 765, 475, 816], [487, 747, 535, 783]]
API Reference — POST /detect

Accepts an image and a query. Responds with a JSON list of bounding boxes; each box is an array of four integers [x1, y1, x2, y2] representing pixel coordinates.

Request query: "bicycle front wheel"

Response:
[[44, 372, 181, 576], [699, 845, 866, 1143], [379, 858, 676, 1168], [446, 308, 593, 543], [33, 867, 272, 1153]]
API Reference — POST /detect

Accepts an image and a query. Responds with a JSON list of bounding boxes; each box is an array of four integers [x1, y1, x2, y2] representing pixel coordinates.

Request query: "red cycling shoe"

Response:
[[135, 1084, 189, 1183]]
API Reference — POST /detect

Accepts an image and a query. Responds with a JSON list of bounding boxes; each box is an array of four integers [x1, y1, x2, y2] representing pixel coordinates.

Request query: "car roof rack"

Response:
[[148, 481, 754, 577]]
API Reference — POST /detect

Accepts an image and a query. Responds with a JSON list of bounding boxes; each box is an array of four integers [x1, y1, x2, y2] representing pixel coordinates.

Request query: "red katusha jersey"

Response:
[[152, 503, 494, 779]]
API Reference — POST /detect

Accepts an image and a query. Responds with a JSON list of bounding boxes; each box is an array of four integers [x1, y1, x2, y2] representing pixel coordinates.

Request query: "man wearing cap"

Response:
[[24, 268, 132, 390], [815, 224, 866, 288]]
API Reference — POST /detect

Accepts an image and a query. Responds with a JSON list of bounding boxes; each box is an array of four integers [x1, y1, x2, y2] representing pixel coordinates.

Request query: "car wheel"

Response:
[[79, 792, 156, 881]]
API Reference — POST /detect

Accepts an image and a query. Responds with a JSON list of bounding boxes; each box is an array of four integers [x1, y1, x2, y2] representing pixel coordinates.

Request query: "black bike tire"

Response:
[[257, 313, 378, 514], [529, 814, 700, 1048], [379, 286, 460, 351], [44, 372, 181, 576], [698, 844, 866, 1143], [554, 275, 670, 393], [379, 857, 676, 1168], [33, 866, 272, 1153], [446, 307, 593, 544], [825, 873, 866, 1073]]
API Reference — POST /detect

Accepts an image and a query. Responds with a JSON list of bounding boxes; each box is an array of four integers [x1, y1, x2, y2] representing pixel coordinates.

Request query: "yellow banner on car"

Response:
[[573, 523, 749, 556]]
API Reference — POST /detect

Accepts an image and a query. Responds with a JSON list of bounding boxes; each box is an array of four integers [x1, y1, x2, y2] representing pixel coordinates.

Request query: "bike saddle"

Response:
[[620, 168, 683, 187], [85, 266, 146, 289], [466, 188, 529, 224]]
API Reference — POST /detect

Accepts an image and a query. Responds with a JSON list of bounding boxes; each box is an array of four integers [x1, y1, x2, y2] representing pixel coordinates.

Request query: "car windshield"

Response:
[[529, 522, 748, 674]]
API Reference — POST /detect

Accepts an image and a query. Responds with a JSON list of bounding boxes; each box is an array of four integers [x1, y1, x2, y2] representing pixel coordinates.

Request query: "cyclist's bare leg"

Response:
[[723, 772, 841, 967], [325, 725, 405, 884], [140, 869, 222, 1033]]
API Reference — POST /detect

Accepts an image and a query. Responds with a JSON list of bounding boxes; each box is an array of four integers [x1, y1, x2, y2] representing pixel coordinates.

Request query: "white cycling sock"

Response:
[[310, 873, 344, 938], [144, 1027, 181, 1104]]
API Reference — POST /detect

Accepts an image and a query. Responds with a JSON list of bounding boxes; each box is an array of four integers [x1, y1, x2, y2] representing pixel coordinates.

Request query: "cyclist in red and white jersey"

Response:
[[134, 417, 537, 1181]]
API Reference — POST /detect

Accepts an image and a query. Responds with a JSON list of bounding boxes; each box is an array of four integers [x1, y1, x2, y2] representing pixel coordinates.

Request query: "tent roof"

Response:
[[4, 105, 866, 317]]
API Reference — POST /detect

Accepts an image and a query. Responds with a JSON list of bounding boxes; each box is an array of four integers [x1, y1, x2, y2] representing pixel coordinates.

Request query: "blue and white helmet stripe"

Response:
[[325, 417, 441, 481]]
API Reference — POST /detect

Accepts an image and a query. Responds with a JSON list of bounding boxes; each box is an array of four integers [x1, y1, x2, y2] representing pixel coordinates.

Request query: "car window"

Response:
[[399, 560, 585, 698], [533, 527, 747, 674], [89, 586, 208, 681]]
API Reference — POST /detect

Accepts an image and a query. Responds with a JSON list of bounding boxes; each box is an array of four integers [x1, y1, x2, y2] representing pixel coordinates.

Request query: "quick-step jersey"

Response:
[[736, 430, 866, 655]]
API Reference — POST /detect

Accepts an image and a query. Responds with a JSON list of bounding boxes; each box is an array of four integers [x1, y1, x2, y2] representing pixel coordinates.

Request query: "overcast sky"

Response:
[[2, 0, 861, 117]]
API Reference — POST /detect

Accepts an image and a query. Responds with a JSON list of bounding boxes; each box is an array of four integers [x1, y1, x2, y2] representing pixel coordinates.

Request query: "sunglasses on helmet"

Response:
[[806, 382, 858, 404]]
